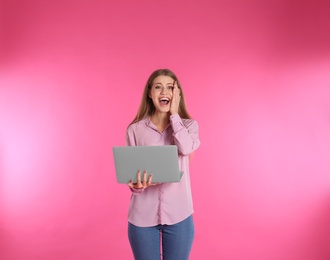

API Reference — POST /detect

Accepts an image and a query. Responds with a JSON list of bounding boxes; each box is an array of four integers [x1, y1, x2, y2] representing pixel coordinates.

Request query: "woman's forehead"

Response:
[[152, 75, 174, 85]]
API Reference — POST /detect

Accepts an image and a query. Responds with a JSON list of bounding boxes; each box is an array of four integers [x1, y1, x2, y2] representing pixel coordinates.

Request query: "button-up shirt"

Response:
[[126, 114, 200, 227]]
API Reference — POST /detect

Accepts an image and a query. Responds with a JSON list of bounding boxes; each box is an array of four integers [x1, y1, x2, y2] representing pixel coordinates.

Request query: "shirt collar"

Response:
[[145, 116, 171, 133]]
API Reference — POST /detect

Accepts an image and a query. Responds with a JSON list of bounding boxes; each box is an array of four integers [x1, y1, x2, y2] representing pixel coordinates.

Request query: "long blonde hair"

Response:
[[129, 69, 192, 126]]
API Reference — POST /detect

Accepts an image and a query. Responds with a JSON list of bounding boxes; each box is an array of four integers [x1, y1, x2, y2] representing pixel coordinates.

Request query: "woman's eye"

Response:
[[168, 86, 174, 90], [155, 86, 161, 89]]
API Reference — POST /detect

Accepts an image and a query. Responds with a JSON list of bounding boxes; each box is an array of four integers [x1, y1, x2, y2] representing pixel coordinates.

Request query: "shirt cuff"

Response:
[[130, 187, 145, 194]]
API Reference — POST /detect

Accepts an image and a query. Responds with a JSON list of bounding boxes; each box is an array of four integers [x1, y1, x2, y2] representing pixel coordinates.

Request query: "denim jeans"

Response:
[[128, 215, 194, 260]]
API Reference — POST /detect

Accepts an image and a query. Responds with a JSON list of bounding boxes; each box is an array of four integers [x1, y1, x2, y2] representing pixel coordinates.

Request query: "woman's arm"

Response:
[[170, 114, 200, 156], [126, 126, 145, 195]]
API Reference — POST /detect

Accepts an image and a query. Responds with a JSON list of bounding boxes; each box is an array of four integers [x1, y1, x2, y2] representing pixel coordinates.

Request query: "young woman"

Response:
[[126, 68, 200, 260]]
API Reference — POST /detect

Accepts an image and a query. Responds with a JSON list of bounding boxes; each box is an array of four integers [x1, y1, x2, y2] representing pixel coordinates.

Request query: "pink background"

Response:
[[1, 0, 330, 259]]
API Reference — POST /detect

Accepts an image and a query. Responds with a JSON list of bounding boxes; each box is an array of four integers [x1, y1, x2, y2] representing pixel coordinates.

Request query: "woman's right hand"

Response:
[[128, 170, 160, 189]]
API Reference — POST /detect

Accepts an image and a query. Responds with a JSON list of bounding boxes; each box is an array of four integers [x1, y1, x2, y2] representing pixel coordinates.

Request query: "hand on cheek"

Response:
[[170, 81, 181, 115]]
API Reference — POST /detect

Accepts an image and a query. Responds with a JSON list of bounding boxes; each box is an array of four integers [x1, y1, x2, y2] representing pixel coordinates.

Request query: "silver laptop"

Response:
[[112, 145, 183, 183]]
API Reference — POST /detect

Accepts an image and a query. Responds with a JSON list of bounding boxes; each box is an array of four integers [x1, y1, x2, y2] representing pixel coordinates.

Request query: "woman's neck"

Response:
[[150, 112, 170, 132]]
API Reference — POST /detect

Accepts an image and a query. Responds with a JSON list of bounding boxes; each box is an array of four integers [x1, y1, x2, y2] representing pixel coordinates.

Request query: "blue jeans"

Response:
[[128, 215, 194, 260]]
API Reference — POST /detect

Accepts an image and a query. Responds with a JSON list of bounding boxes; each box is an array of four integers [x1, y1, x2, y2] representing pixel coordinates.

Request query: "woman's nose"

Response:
[[160, 87, 168, 94]]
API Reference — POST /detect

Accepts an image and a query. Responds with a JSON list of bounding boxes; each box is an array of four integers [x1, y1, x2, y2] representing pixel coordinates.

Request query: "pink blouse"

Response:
[[126, 114, 200, 227]]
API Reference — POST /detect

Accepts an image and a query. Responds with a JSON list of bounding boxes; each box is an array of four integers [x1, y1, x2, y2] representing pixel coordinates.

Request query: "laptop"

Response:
[[112, 145, 184, 183]]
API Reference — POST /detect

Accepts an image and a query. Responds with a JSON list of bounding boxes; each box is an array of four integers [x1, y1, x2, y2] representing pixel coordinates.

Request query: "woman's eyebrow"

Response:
[[153, 82, 173, 86]]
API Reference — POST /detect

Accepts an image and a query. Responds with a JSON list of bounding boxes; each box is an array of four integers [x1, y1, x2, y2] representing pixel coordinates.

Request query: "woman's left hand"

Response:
[[170, 81, 181, 115]]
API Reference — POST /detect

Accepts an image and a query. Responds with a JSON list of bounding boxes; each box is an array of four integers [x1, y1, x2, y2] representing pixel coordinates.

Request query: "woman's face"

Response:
[[149, 75, 175, 114]]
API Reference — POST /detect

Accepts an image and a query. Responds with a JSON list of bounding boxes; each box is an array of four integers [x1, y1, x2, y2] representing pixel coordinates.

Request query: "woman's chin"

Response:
[[156, 106, 170, 113]]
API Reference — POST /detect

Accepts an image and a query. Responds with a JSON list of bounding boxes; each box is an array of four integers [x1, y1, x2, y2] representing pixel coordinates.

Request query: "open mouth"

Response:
[[159, 97, 170, 105]]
